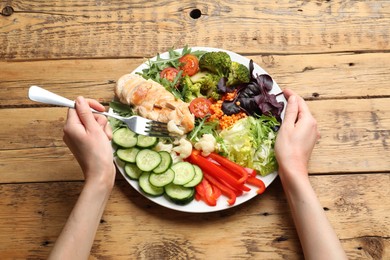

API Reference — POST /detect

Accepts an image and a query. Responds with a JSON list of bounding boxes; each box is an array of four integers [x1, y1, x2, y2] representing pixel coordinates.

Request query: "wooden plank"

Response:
[[1, 1, 389, 60], [1, 52, 390, 107], [0, 174, 388, 259], [1, 96, 390, 183]]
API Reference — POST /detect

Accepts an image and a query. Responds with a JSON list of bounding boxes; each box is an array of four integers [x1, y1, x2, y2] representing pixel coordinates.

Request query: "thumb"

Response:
[[283, 95, 298, 126]]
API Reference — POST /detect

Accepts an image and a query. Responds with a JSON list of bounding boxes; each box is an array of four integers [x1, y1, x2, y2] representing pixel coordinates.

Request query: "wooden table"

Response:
[[1, 1, 389, 259]]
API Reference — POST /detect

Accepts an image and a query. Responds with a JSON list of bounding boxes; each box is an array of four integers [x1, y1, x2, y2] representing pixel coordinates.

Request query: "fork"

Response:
[[28, 86, 171, 138]]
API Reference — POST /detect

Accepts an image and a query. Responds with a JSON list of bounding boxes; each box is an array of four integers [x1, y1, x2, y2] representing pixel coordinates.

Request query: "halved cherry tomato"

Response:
[[160, 67, 179, 82], [189, 97, 212, 118], [179, 54, 199, 76]]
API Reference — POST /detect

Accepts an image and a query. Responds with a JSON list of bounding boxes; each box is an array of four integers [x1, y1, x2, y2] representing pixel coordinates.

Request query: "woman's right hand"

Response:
[[275, 89, 320, 178]]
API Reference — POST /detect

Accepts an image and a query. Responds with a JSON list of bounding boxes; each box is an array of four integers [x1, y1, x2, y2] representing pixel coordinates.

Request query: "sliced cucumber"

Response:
[[112, 128, 137, 148], [149, 169, 175, 187], [183, 164, 203, 187], [153, 151, 173, 174], [139, 172, 164, 196], [171, 162, 195, 185], [136, 135, 158, 148], [117, 147, 140, 163], [135, 149, 161, 172], [124, 163, 142, 180], [164, 183, 195, 205]]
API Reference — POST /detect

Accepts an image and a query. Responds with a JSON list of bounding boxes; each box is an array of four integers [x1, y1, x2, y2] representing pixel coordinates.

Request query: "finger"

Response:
[[86, 98, 106, 112], [104, 122, 113, 140], [296, 95, 313, 121], [282, 88, 297, 100], [95, 113, 108, 128], [282, 94, 299, 126], [75, 96, 99, 130]]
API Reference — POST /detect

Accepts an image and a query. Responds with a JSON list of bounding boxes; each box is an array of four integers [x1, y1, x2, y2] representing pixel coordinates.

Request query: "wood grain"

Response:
[[0, 174, 388, 259], [1, 1, 389, 259], [1, 52, 390, 107], [1, 0, 389, 60]]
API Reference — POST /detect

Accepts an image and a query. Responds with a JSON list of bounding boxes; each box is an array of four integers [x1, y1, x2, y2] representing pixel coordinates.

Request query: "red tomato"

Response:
[[179, 54, 199, 76], [160, 67, 179, 82], [189, 97, 212, 118]]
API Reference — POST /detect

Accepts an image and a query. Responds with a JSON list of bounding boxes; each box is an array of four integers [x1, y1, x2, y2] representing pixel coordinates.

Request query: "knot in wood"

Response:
[[1, 6, 14, 16]]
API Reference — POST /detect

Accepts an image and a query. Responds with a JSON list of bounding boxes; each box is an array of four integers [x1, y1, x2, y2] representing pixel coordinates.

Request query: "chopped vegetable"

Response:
[[226, 61, 250, 87], [189, 97, 212, 118], [218, 116, 279, 176], [208, 152, 249, 184], [219, 60, 285, 122], [188, 150, 250, 192], [179, 54, 199, 76], [160, 67, 180, 82], [199, 51, 232, 77]]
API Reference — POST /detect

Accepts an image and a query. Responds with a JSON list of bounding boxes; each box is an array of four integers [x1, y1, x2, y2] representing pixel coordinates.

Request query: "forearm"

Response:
[[48, 180, 113, 260], [279, 170, 347, 260]]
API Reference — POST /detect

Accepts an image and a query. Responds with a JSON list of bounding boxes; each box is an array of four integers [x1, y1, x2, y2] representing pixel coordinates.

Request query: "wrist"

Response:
[[83, 168, 116, 194]]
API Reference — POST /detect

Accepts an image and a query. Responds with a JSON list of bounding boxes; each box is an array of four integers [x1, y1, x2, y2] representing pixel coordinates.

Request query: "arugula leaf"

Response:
[[137, 46, 207, 101]]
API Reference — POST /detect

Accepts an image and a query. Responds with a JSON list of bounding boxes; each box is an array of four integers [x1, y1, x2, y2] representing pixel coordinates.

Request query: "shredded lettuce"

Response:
[[217, 115, 280, 176]]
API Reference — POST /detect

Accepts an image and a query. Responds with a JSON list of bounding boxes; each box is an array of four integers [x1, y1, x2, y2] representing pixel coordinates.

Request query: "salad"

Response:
[[110, 47, 285, 210]]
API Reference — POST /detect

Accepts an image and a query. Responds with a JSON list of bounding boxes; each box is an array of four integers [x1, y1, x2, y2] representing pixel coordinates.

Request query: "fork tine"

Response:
[[143, 119, 172, 137]]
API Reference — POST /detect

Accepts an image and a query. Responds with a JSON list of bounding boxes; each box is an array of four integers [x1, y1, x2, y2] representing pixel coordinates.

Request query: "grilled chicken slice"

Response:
[[115, 74, 195, 133]]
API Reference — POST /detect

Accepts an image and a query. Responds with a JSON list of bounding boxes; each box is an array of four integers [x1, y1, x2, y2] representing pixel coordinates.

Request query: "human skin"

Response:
[[275, 89, 347, 260], [48, 97, 116, 260]]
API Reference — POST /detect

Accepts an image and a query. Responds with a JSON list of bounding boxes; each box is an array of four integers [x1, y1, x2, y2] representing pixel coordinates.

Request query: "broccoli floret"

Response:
[[191, 72, 221, 101], [182, 75, 204, 102], [226, 61, 250, 87], [199, 51, 232, 76]]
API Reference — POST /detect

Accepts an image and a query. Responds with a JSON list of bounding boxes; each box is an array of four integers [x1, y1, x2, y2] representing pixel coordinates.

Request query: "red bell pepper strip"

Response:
[[246, 176, 266, 195], [212, 185, 222, 199], [188, 151, 250, 192], [208, 152, 249, 184], [195, 178, 217, 206], [245, 167, 258, 178], [203, 171, 237, 206]]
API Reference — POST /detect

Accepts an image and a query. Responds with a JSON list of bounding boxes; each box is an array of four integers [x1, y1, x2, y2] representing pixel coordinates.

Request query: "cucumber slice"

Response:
[[135, 149, 161, 172], [117, 147, 140, 163], [112, 128, 137, 148], [136, 135, 158, 148], [149, 169, 175, 187], [164, 183, 195, 205], [153, 151, 173, 174], [171, 162, 195, 185], [124, 163, 142, 180], [183, 164, 203, 187], [139, 172, 164, 196]]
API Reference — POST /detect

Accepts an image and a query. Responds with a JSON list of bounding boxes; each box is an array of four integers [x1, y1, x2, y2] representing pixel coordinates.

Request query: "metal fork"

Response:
[[28, 86, 171, 138]]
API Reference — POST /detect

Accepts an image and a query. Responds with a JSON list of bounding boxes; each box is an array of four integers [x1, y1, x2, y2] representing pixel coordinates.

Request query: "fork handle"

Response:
[[28, 86, 77, 109]]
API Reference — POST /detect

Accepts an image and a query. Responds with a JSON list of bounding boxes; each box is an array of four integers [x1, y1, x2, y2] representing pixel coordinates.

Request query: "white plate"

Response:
[[114, 47, 286, 213]]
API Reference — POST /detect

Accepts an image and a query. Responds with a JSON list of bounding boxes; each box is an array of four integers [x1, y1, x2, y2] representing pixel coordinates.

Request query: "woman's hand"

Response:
[[275, 89, 320, 178], [49, 97, 116, 260], [274, 89, 347, 260], [63, 96, 115, 188]]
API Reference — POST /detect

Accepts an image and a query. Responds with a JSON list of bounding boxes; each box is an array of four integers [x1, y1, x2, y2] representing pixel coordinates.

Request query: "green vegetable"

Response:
[[199, 51, 232, 77], [181, 75, 204, 102], [139, 46, 206, 100], [226, 61, 250, 87], [217, 115, 279, 176], [187, 117, 219, 142], [191, 72, 221, 100]]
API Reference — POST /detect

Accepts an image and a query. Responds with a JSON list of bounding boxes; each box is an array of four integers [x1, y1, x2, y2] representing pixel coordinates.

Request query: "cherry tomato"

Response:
[[160, 67, 179, 82], [189, 97, 212, 118], [179, 54, 199, 76]]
